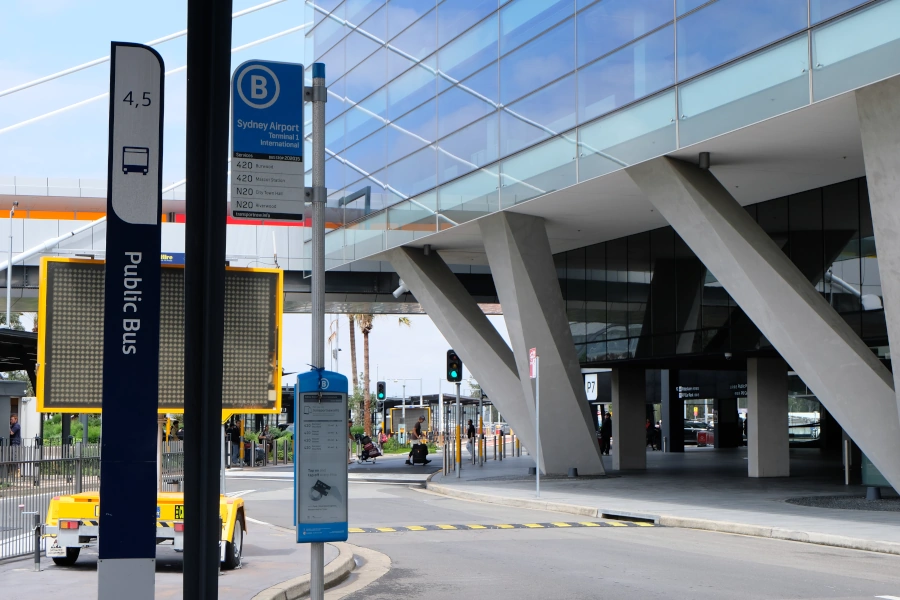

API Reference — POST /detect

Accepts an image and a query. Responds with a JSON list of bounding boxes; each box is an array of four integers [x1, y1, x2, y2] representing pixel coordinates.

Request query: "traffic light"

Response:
[[447, 349, 462, 382], [376, 381, 386, 400]]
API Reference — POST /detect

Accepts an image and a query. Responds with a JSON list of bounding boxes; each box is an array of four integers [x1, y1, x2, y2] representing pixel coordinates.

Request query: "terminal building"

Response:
[[3, 0, 900, 490], [301, 0, 900, 487]]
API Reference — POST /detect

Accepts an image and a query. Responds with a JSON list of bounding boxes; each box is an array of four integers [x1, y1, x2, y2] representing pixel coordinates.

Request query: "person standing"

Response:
[[227, 420, 241, 467], [466, 419, 476, 455], [601, 412, 612, 456], [8, 414, 21, 478]]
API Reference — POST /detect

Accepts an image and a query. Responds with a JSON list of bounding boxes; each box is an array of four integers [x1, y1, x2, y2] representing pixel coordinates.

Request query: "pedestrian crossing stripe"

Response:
[[347, 521, 657, 533]]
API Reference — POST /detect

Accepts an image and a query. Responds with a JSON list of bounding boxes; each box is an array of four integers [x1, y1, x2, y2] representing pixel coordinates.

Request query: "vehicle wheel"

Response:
[[223, 514, 243, 570], [52, 547, 80, 566]]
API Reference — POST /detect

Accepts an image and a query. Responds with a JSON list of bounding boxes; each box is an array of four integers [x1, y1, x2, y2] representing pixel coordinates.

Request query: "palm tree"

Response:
[[356, 314, 374, 436], [348, 315, 359, 392]]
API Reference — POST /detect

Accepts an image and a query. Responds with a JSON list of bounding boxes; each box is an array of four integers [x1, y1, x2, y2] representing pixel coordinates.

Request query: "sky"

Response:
[[1, 0, 308, 182], [2, 1, 511, 392], [282, 313, 511, 398]]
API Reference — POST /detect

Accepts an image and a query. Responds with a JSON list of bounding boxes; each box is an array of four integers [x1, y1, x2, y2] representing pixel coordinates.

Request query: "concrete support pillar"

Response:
[[611, 368, 646, 471], [660, 370, 684, 452], [747, 357, 789, 477], [857, 75, 900, 417], [479, 212, 605, 475], [626, 156, 900, 492], [386, 247, 536, 465]]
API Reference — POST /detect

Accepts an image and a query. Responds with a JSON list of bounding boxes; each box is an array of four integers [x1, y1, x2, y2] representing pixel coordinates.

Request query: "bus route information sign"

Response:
[[231, 60, 305, 221], [295, 370, 348, 543]]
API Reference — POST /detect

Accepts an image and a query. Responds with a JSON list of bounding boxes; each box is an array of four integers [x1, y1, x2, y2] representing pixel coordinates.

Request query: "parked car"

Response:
[[684, 420, 712, 444]]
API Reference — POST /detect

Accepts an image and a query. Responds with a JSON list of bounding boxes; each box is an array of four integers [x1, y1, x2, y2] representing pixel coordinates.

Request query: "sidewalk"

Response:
[[0, 519, 340, 599], [428, 447, 900, 554]]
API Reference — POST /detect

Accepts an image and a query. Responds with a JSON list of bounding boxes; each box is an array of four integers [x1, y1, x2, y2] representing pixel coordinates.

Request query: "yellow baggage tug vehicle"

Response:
[[43, 491, 246, 569]]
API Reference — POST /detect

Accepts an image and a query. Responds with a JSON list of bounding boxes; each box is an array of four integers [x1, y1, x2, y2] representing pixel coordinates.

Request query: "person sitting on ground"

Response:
[[406, 415, 431, 465]]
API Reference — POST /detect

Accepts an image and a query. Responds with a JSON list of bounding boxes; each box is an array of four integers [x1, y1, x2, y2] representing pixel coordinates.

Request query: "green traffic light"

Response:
[[450, 370, 458, 378]]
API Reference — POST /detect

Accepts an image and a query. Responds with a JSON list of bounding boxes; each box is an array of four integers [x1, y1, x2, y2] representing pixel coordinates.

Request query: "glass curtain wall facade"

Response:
[[555, 176, 887, 365], [304, 0, 900, 267]]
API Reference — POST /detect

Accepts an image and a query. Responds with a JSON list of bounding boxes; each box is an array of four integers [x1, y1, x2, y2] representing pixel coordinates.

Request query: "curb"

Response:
[[426, 482, 900, 556], [251, 542, 356, 600]]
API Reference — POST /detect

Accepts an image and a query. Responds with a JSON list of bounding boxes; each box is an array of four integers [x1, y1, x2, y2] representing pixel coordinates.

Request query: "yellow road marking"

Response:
[[608, 521, 628, 527], [437, 524, 457, 530], [579, 522, 601, 527], [634, 522, 656, 527], [523, 523, 544, 528], [468, 525, 487, 529], [349, 528, 365, 533], [551, 522, 572, 527], [376, 527, 396, 532], [405, 526, 427, 531], [496, 524, 515, 529]]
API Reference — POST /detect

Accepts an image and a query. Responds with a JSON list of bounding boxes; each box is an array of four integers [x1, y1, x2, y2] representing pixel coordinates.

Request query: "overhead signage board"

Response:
[[584, 373, 598, 401], [37, 258, 283, 414], [98, 41, 164, 598], [295, 370, 348, 544], [230, 60, 305, 221]]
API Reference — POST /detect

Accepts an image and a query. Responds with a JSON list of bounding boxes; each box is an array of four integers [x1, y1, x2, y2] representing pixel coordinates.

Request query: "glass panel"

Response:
[[386, 196, 439, 248], [325, 114, 346, 154], [438, 13, 499, 83], [325, 75, 347, 124], [811, 0, 869, 23], [344, 48, 386, 103], [388, 98, 437, 163], [438, 0, 499, 47], [388, 146, 437, 198], [501, 0, 573, 55], [438, 165, 499, 224], [391, 7, 437, 62], [312, 14, 348, 60], [325, 226, 347, 269], [577, 25, 675, 123], [499, 17, 575, 105], [389, 0, 436, 39], [628, 232, 651, 339], [812, 0, 900, 101], [344, 127, 388, 176], [325, 156, 348, 192], [789, 189, 825, 291], [344, 89, 387, 148], [388, 60, 437, 120], [347, 0, 385, 27], [585, 242, 608, 343], [344, 30, 382, 74], [438, 112, 500, 183], [319, 39, 347, 83], [437, 63, 498, 138], [500, 73, 576, 156], [577, 0, 673, 67], [566, 247, 587, 345], [606, 238, 629, 342], [678, 35, 809, 147], [578, 90, 676, 181], [356, 4, 387, 41], [675, 0, 710, 16], [823, 179, 862, 313], [676, 0, 807, 81], [500, 134, 577, 207], [346, 212, 387, 260]]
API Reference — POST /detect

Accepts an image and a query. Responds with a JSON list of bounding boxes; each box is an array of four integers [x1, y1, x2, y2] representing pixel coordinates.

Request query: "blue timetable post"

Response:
[[295, 370, 349, 543]]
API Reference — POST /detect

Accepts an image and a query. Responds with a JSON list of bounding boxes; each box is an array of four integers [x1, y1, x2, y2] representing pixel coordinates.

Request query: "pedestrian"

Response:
[[466, 419, 476, 455], [8, 413, 21, 477], [227, 420, 241, 467], [601, 412, 612, 456], [406, 415, 430, 465], [348, 419, 355, 464]]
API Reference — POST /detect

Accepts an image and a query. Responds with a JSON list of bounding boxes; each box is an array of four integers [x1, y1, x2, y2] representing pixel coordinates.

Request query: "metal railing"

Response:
[[0, 440, 185, 561]]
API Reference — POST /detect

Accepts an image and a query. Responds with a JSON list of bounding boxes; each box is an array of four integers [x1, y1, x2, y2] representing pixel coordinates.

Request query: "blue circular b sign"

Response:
[[236, 64, 281, 110]]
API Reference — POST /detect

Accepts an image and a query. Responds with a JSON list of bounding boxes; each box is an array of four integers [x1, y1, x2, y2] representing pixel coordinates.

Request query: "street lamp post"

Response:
[[6, 201, 17, 328]]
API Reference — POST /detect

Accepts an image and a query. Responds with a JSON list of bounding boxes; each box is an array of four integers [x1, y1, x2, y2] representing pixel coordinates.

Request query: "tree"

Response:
[[356, 314, 374, 436], [0, 312, 30, 393], [348, 315, 359, 392]]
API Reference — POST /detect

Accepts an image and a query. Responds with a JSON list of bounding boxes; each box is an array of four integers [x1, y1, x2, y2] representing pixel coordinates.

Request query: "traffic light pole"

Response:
[[456, 382, 461, 478]]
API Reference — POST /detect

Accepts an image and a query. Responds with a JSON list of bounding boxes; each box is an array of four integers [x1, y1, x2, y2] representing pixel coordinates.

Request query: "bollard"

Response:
[[663, 436, 668, 453], [493, 435, 497, 461], [499, 434, 503, 461], [33, 512, 41, 572], [843, 439, 851, 486], [252, 442, 257, 468], [516, 438, 520, 457]]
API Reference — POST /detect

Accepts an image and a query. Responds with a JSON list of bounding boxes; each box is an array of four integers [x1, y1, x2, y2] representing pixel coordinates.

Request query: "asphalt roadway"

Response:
[[227, 459, 900, 600]]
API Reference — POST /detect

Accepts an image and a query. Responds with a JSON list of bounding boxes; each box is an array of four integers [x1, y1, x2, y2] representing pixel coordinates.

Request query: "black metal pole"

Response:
[[184, 0, 232, 597]]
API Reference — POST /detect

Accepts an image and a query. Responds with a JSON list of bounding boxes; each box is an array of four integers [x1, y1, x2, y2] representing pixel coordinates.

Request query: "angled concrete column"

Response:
[[627, 156, 900, 491], [386, 247, 538, 469], [612, 368, 647, 471], [747, 357, 789, 478], [479, 212, 605, 475], [857, 75, 900, 416]]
